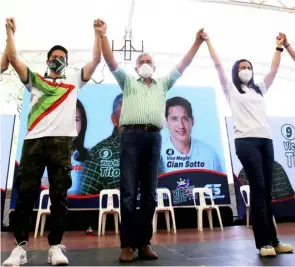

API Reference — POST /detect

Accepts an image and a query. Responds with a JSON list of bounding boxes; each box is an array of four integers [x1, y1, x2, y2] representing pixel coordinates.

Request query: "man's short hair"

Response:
[[165, 96, 193, 119], [136, 52, 153, 65], [112, 93, 123, 115], [47, 45, 68, 62]]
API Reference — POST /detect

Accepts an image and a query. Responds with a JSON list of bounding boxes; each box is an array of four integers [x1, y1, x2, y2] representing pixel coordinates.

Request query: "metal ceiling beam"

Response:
[[112, 0, 143, 61], [124, 0, 136, 40], [277, 0, 287, 8], [189, 0, 295, 12]]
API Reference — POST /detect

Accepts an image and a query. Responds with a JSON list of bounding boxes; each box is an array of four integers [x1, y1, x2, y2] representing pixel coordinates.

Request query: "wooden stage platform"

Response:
[[1, 223, 294, 266]]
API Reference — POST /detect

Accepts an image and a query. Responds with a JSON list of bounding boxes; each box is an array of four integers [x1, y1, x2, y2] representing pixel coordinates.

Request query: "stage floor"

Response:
[[1, 223, 294, 266]]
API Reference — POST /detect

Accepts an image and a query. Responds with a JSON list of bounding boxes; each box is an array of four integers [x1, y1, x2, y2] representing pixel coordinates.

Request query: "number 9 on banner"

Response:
[[99, 149, 112, 159], [281, 124, 295, 140]]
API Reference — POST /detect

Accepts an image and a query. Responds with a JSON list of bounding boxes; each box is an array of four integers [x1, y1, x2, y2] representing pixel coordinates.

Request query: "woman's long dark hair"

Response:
[[232, 59, 263, 96], [73, 99, 88, 162]]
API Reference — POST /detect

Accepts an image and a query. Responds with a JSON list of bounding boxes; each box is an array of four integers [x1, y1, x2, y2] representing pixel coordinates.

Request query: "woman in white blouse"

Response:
[[201, 30, 293, 257]]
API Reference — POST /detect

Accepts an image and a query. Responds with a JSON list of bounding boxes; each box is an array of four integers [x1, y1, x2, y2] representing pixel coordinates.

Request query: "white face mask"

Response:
[[238, 69, 253, 84], [138, 63, 154, 78]]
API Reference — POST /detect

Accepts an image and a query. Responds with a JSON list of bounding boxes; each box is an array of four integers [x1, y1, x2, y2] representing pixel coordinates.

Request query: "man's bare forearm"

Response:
[[177, 41, 202, 74], [6, 24, 28, 82], [6, 31, 18, 63], [101, 36, 118, 71], [1, 46, 9, 73]]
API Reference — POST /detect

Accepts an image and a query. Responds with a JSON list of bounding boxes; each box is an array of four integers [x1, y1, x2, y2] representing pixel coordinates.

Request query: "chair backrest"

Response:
[[156, 188, 172, 208], [38, 189, 51, 211], [192, 187, 214, 207], [99, 189, 120, 210], [240, 185, 250, 206]]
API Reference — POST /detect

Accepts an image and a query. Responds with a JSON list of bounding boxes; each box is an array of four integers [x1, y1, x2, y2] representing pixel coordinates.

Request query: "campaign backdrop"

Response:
[[10, 82, 230, 209], [226, 117, 295, 218], [1, 115, 15, 224]]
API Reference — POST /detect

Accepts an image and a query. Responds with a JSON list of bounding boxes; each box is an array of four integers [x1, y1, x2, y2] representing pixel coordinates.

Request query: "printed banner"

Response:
[[11, 83, 230, 208], [226, 117, 295, 218], [1, 115, 15, 223]]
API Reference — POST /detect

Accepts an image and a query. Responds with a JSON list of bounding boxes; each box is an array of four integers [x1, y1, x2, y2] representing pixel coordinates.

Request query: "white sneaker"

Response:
[[2, 241, 27, 266], [260, 245, 276, 257], [274, 243, 293, 253], [48, 245, 68, 266]]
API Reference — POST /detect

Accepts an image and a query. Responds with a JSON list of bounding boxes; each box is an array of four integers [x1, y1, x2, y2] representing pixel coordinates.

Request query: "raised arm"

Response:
[[1, 21, 16, 74], [201, 31, 228, 88], [5, 18, 28, 82], [1, 46, 9, 73], [97, 20, 118, 72], [281, 33, 295, 62], [263, 34, 284, 89], [81, 19, 102, 82], [176, 28, 204, 74]]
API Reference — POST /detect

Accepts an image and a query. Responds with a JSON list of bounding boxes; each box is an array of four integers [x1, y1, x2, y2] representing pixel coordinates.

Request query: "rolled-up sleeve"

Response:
[[163, 67, 182, 91], [112, 67, 128, 90]]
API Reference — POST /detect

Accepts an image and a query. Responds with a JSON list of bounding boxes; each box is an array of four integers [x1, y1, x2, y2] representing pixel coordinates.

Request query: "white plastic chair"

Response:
[[153, 188, 176, 233], [240, 185, 277, 230], [192, 188, 223, 231], [34, 189, 51, 238], [98, 189, 121, 236]]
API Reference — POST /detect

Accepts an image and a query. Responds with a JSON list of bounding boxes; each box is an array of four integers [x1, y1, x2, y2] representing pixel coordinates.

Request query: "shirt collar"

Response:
[[137, 76, 157, 85]]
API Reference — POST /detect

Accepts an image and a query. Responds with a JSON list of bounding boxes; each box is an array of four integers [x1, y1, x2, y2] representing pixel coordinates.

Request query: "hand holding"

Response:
[[94, 19, 107, 36], [200, 30, 210, 42], [195, 28, 205, 44], [5, 17, 16, 35], [279, 32, 289, 47], [276, 34, 284, 47]]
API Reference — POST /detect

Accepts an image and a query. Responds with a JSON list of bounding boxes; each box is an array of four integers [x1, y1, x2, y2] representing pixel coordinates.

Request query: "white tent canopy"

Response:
[[1, 0, 295, 55], [1, 0, 295, 105]]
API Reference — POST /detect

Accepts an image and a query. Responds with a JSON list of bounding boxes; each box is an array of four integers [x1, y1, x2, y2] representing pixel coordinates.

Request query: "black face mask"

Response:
[[47, 58, 66, 73]]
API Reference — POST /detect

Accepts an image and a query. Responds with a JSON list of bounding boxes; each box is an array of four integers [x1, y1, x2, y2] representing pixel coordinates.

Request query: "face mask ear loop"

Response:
[[62, 60, 67, 78]]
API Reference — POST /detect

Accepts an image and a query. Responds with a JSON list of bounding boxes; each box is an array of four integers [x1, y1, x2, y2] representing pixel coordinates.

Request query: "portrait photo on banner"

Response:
[[12, 81, 230, 208]]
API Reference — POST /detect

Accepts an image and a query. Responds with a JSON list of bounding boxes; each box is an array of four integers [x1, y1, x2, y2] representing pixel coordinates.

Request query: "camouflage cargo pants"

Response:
[[13, 137, 72, 245]]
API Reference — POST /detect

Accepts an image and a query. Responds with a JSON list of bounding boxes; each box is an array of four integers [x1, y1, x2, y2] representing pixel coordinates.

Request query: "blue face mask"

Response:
[[48, 58, 66, 73]]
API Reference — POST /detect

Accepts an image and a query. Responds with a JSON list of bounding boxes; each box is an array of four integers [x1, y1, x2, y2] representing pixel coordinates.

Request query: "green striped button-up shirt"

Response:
[[112, 67, 181, 128]]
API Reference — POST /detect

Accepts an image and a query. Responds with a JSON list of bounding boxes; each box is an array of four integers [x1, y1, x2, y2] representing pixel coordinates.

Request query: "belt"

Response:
[[120, 124, 160, 132]]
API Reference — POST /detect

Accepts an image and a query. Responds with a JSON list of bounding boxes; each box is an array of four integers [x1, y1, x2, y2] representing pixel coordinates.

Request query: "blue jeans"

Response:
[[119, 129, 161, 249], [235, 137, 279, 249]]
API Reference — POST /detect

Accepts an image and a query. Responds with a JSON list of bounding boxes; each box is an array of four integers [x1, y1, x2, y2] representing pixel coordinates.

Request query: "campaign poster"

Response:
[[11, 78, 230, 209], [226, 117, 295, 218], [0, 115, 15, 223]]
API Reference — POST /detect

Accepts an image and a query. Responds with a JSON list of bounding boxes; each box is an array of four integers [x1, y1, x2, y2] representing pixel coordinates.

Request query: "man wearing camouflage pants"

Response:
[[3, 18, 102, 266]]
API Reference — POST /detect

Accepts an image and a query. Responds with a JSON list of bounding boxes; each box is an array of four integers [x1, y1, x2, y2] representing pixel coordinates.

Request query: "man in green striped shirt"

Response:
[[97, 19, 205, 262]]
